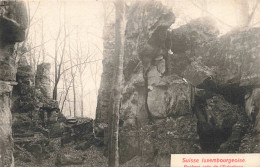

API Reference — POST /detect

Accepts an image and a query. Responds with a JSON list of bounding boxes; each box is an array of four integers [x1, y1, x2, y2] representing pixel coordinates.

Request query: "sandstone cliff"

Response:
[[0, 1, 28, 166], [96, 1, 260, 166]]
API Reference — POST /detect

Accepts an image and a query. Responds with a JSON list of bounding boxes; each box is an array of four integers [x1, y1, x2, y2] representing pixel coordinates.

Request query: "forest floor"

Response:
[[15, 138, 108, 167], [14, 138, 145, 167]]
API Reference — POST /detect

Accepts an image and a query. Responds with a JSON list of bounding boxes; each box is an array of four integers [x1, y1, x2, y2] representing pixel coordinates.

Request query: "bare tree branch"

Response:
[[251, 20, 260, 26], [22, 39, 52, 55], [247, 0, 260, 26], [189, 0, 233, 28], [60, 59, 102, 76]]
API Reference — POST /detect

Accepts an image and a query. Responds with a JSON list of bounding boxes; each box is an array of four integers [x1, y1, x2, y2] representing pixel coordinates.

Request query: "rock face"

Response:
[[12, 58, 102, 164], [96, 0, 260, 166], [239, 88, 260, 153], [61, 118, 103, 151], [97, 1, 197, 165], [0, 81, 14, 166], [195, 91, 249, 153], [35, 63, 52, 98], [0, 1, 28, 166], [12, 59, 65, 163], [0, 1, 28, 46]]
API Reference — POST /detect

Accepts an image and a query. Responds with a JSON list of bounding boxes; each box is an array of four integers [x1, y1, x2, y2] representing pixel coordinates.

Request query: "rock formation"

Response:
[[96, 0, 260, 166], [35, 63, 52, 98], [61, 118, 103, 150], [1, 2, 102, 165], [12, 57, 103, 165], [12, 58, 65, 163], [0, 1, 28, 166]]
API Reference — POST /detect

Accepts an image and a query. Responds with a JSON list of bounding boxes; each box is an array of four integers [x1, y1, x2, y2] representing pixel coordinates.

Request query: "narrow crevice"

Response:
[[194, 82, 252, 153], [197, 77, 252, 106], [215, 84, 250, 106]]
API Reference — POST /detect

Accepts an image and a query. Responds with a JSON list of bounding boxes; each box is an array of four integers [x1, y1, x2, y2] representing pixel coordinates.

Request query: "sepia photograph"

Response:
[[0, 0, 260, 166]]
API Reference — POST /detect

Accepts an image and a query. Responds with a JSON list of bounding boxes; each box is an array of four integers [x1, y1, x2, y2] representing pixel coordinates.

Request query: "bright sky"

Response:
[[26, 0, 260, 118]]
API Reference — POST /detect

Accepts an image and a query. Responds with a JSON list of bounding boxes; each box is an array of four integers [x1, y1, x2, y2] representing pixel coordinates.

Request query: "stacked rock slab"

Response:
[[12, 59, 65, 163], [96, 0, 260, 166], [119, 2, 202, 165], [97, 1, 201, 165], [169, 21, 259, 153], [35, 63, 63, 138], [0, 1, 28, 166], [61, 118, 103, 150], [35, 63, 52, 98]]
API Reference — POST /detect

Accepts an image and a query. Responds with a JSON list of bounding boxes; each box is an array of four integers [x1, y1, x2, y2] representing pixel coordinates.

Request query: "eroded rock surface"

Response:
[[0, 1, 28, 166], [35, 63, 52, 98], [97, 1, 199, 165], [12, 60, 65, 163], [96, 0, 260, 166], [61, 118, 103, 150]]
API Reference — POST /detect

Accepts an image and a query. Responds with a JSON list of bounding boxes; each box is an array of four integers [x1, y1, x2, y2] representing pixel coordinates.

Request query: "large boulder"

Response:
[[61, 118, 103, 150], [167, 20, 260, 89], [170, 17, 219, 54], [0, 1, 28, 45], [204, 28, 260, 87]]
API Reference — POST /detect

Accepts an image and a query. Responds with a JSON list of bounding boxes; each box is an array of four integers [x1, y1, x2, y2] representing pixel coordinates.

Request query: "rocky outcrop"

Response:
[[97, 1, 196, 165], [166, 19, 260, 155], [239, 88, 260, 153], [0, 81, 14, 166], [12, 59, 65, 163], [96, 0, 260, 166], [36, 63, 52, 98], [0, 1, 28, 166], [61, 118, 103, 151], [195, 91, 249, 153], [171, 23, 260, 154], [13, 58, 103, 164]]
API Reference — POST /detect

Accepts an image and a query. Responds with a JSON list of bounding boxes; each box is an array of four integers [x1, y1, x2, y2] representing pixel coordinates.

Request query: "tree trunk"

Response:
[[53, 84, 58, 100], [41, 16, 45, 63], [76, 31, 85, 117], [79, 71, 84, 117], [108, 0, 125, 167], [68, 35, 76, 117], [72, 76, 76, 117]]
